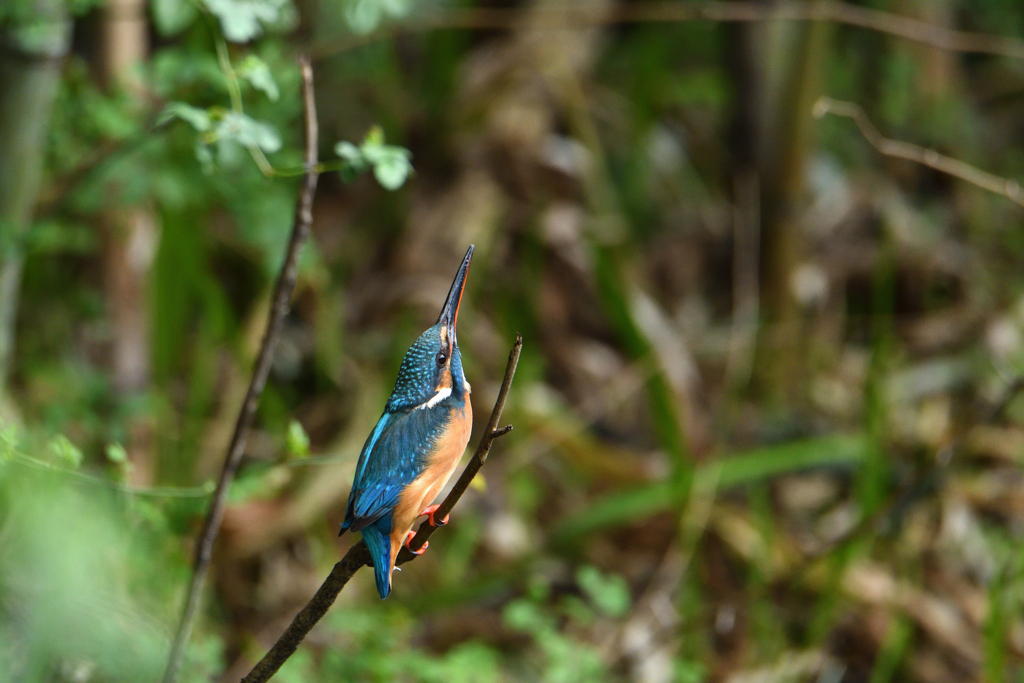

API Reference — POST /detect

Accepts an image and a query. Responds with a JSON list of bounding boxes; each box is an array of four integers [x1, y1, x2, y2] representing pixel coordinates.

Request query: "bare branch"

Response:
[[312, 1, 1024, 63], [240, 334, 523, 683], [813, 96, 1024, 209], [161, 56, 320, 683]]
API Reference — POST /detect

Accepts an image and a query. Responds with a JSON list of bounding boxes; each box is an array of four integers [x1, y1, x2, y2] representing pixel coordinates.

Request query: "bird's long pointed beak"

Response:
[[437, 245, 474, 345]]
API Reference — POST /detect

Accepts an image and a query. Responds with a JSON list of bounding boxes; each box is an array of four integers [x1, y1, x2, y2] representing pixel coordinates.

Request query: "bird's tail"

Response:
[[360, 519, 393, 600]]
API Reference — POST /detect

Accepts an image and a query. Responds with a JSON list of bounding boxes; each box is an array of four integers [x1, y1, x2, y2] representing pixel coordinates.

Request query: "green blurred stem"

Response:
[[869, 616, 913, 683], [859, 231, 896, 518], [7, 453, 214, 498], [983, 547, 1024, 683], [213, 33, 243, 113], [204, 17, 275, 177], [0, 0, 72, 392], [214, 34, 276, 177], [553, 433, 867, 542], [256, 160, 358, 178]]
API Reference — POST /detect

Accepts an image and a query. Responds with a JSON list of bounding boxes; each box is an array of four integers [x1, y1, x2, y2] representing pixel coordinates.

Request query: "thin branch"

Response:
[[240, 333, 523, 683], [161, 56, 320, 683], [311, 1, 1024, 62], [813, 96, 1024, 209]]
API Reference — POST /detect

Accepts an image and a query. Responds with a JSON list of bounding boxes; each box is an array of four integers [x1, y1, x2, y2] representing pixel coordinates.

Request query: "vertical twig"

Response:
[[161, 56, 320, 683], [240, 334, 522, 683]]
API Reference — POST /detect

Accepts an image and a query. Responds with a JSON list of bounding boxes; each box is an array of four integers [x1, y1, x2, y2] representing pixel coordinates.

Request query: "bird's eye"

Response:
[[436, 350, 448, 366]]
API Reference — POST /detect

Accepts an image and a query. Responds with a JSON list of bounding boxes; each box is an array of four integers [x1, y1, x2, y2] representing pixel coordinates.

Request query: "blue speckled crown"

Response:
[[385, 325, 467, 411]]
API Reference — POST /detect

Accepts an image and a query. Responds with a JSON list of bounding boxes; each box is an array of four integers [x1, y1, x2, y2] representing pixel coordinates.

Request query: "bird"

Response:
[[339, 246, 475, 599]]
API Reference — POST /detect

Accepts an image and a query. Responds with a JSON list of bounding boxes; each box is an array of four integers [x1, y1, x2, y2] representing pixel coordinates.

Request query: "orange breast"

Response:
[[386, 400, 473, 573]]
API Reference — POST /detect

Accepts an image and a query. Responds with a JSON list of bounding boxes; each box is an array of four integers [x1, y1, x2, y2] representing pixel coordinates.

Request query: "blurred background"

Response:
[[4, 0, 1024, 681]]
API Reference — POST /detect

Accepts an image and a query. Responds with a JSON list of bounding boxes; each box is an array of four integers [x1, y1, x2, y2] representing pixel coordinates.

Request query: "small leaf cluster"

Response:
[[204, 0, 293, 43], [237, 54, 280, 101], [159, 103, 281, 172], [501, 566, 631, 681], [154, 0, 295, 43], [343, 0, 411, 34], [335, 126, 414, 190]]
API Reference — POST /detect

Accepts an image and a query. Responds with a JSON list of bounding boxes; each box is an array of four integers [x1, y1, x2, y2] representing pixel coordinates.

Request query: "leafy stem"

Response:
[[210, 22, 275, 176]]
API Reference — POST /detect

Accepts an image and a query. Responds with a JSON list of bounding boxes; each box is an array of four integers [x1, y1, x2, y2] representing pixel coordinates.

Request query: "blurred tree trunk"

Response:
[[722, 19, 762, 398], [724, 21, 761, 176], [100, 0, 157, 485], [755, 8, 830, 404], [0, 0, 72, 395]]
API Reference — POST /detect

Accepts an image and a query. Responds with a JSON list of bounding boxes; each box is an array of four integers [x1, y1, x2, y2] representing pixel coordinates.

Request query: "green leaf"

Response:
[[334, 141, 361, 163], [105, 443, 128, 464], [553, 433, 868, 542], [285, 420, 310, 460], [203, 0, 289, 43], [49, 435, 83, 469], [237, 54, 279, 101], [334, 129, 412, 190], [106, 443, 134, 482], [152, 48, 225, 96], [676, 660, 707, 683], [363, 124, 385, 148], [343, 0, 411, 34], [576, 566, 631, 618], [214, 111, 281, 153], [194, 140, 215, 173], [503, 600, 549, 633], [151, 0, 197, 36], [372, 147, 412, 190], [159, 102, 211, 132], [0, 423, 19, 464]]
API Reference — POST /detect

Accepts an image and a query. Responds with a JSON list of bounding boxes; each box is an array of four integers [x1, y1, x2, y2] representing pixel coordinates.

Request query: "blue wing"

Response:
[[341, 405, 450, 533]]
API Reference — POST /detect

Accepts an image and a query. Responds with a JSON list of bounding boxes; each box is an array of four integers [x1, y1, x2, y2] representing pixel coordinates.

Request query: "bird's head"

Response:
[[386, 246, 474, 411]]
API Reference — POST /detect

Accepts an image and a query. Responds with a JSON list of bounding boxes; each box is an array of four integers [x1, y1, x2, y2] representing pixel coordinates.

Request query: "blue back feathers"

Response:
[[343, 406, 449, 531]]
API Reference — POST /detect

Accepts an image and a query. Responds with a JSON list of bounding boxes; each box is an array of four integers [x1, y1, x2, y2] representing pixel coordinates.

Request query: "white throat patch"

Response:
[[416, 387, 451, 410]]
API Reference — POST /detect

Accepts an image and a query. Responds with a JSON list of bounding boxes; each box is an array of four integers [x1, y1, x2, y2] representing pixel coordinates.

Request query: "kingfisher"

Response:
[[339, 246, 475, 599]]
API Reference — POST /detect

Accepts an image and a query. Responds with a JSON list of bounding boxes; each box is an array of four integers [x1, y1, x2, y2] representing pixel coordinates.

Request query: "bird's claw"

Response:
[[404, 530, 428, 556], [419, 504, 449, 528]]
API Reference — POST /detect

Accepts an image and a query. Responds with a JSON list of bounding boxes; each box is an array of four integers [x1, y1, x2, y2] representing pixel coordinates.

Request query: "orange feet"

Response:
[[419, 504, 449, 528], [404, 530, 428, 556]]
